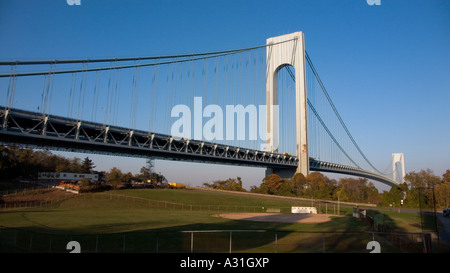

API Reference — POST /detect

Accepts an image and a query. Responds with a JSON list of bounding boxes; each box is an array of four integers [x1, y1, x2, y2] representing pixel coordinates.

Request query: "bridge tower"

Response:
[[392, 153, 406, 183], [265, 32, 309, 178]]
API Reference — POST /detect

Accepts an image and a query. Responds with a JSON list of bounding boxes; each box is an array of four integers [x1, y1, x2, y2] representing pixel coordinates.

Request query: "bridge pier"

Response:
[[265, 167, 296, 179]]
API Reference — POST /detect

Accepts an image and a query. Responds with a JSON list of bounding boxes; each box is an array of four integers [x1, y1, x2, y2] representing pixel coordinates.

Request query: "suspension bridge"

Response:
[[0, 32, 402, 187]]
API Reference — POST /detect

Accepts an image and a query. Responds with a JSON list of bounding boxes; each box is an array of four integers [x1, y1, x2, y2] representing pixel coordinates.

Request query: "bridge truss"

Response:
[[0, 107, 397, 186]]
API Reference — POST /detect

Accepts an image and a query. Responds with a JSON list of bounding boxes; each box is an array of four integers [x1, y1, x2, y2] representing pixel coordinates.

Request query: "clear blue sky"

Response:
[[1, 0, 449, 191]]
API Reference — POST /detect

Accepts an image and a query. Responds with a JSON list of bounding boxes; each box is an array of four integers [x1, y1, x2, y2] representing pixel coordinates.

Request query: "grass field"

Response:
[[0, 188, 445, 253]]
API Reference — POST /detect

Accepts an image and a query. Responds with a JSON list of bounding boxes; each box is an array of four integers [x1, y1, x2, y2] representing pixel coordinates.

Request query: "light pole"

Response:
[[432, 186, 440, 247], [337, 190, 341, 216], [418, 188, 424, 233]]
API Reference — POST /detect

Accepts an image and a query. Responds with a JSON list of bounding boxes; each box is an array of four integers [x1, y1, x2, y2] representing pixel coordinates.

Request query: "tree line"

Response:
[[0, 145, 166, 190], [204, 170, 450, 209], [1, 146, 449, 209], [0, 145, 96, 178]]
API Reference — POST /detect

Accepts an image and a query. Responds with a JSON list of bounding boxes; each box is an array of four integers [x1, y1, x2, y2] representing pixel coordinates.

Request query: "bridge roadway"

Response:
[[0, 107, 397, 187]]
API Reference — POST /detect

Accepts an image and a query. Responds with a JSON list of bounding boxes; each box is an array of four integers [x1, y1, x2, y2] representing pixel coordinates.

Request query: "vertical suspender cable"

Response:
[[114, 69, 121, 126], [76, 62, 87, 122], [91, 71, 101, 122], [68, 72, 76, 118], [6, 64, 17, 110]]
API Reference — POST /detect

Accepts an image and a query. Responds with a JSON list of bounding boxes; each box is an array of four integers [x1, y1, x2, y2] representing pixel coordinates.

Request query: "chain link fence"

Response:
[[1, 192, 349, 215], [1, 192, 447, 253], [0, 226, 437, 253]]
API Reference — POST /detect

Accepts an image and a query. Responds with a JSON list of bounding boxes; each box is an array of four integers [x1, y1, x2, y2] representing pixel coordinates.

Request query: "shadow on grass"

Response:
[[1, 196, 445, 253], [0, 213, 392, 253]]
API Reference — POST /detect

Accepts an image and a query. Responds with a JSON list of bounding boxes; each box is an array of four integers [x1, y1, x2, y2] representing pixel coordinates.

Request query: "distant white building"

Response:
[[38, 172, 98, 182]]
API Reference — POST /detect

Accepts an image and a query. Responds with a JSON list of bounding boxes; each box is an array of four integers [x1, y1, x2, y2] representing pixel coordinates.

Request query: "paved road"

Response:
[[436, 211, 450, 247]]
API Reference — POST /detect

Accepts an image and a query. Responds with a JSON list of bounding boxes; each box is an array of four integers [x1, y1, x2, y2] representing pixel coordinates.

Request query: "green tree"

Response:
[[365, 182, 381, 205], [81, 157, 95, 173], [149, 172, 167, 184], [250, 183, 269, 194], [78, 178, 92, 192], [0, 145, 84, 179], [203, 177, 246, 192], [69, 158, 83, 173], [138, 158, 155, 179], [404, 169, 442, 208], [277, 179, 295, 196], [0, 146, 16, 178]]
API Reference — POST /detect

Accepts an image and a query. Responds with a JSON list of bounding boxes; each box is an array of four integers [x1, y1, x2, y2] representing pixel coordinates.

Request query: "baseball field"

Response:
[[0, 187, 444, 253]]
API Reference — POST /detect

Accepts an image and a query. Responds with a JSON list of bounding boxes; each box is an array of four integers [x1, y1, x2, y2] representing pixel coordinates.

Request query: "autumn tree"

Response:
[[443, 169, 450, 183], [106, 167, 124, 189], [291, 173, 308, 196], [404, 169, 441, 189], [434, 182, 450, 208], [306, 172, 336, 200], [245, 168, 449, 208], [336, 177, 370, 203], [262, 174, 283, 195]]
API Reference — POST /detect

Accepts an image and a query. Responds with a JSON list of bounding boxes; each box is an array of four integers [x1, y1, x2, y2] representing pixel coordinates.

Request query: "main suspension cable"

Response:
[[304, 52, 382, 174]]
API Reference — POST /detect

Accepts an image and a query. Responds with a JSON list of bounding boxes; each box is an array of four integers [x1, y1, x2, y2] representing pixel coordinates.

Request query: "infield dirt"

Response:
[[214, 213, 340, 224]]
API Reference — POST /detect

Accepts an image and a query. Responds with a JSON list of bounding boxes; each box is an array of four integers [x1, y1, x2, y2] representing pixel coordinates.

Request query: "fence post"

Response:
[[229, 231, 232, 253], [190, 232, 194, 253], [95, 235, 98, 253], [156, 235, 159, 253], [322, 232, 325, 253], [123, 234, 126, 253], [275, 232, 278, 253]]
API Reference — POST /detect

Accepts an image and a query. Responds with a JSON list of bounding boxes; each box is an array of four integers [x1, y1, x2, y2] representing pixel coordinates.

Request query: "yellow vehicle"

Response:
[[168, 182, 185, 189]]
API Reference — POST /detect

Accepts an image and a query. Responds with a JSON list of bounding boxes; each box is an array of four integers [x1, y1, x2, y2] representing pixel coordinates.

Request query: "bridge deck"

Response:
[[0, 107, 397, 187]]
